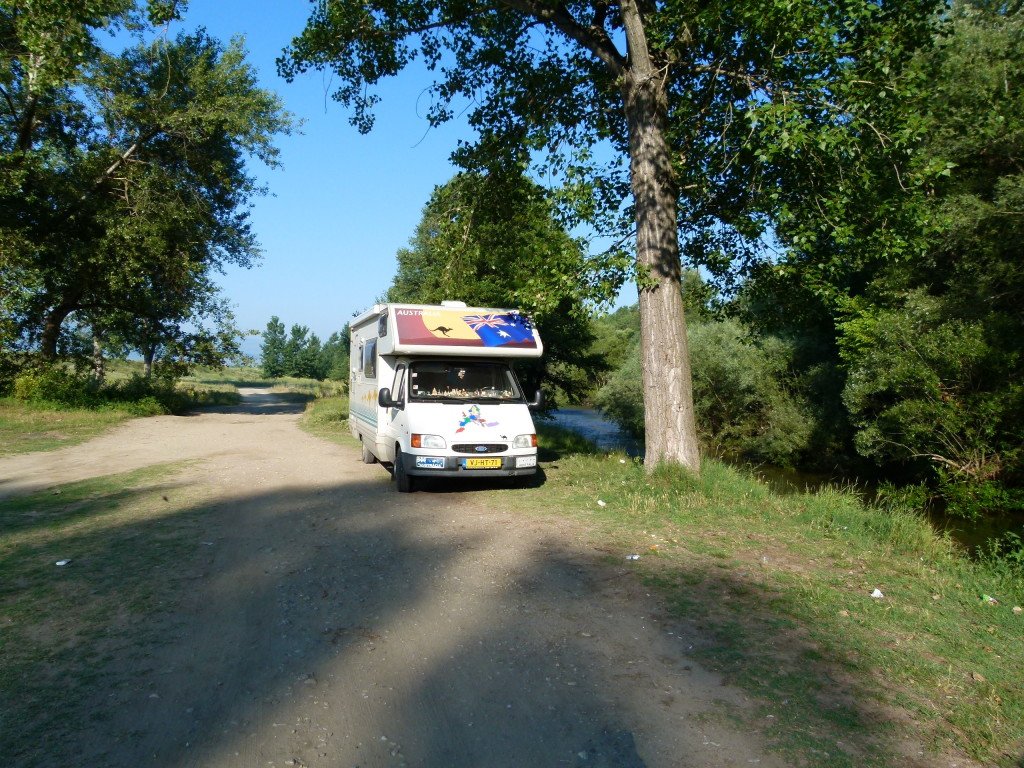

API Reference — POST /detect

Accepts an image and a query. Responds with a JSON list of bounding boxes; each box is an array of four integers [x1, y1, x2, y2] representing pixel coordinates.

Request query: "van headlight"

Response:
[[412, 434, 446, 449], [513, 434, 537, 449]]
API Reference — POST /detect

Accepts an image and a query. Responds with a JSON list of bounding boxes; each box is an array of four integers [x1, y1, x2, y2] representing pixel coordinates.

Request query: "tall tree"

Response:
[[836, 0, 1024, 511], [281, 0, 937, 472], [1, 10, 291, 362], [386, 171, 603, 403], [261, 316, 287, 378]]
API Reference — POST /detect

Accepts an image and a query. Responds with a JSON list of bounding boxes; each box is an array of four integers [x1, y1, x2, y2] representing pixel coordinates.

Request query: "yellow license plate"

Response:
[[464, 458, 502, 469]]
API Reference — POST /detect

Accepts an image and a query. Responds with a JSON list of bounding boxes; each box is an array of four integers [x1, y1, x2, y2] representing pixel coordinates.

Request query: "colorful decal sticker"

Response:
[[455, 405, 499, 433], [394, 309, 537, 349]]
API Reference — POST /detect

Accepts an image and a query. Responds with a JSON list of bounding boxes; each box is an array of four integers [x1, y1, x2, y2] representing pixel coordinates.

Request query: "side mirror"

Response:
[[528, 389, 544, 410], [378, 387, 402, 409]]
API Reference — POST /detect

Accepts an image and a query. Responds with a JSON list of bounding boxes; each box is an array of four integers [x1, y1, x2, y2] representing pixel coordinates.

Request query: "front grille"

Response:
[[452, 443, 508, 454]]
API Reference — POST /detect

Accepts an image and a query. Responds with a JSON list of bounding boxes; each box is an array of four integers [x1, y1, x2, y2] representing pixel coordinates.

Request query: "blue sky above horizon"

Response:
[[153, 2, 634, 358], [168, 2, 481, 351]]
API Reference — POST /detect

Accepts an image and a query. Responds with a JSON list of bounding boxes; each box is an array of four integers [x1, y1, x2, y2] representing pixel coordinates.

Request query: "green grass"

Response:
[[0, 463, 207, 766], [299, 394, 358, 449], [179, 364, 274, 388], [536, 423, 601, 461], [182, 366, 348, 398], [478, 450, 1024, 767], [0, 398, 137, 456]]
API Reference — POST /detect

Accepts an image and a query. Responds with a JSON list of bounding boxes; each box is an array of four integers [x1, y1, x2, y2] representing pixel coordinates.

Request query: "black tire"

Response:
[[361, 441, 376, 464], [394, 450, 415, 493]]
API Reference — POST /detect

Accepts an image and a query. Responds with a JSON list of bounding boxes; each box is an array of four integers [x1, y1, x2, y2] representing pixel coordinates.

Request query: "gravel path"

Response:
[[1, 388, 785, 768]]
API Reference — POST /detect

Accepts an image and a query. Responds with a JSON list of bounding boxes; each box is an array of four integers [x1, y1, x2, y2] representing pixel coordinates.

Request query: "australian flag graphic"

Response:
[[462, 313, 535, 347]]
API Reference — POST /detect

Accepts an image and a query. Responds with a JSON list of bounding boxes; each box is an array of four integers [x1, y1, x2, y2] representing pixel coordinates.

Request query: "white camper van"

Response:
[[349, 301, 543, 492]]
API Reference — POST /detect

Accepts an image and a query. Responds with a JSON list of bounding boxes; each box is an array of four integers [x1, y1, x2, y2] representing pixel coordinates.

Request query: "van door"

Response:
[[382, 363, 406, 461]]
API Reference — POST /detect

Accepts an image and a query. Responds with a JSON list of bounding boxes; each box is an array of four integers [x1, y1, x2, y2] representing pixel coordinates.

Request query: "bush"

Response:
[[13, 366, 97, 407], [593, 346, 645, 437], [840, 295, 1023, 517], [595, 319, 814, 465], [11, 365, 173, 414]]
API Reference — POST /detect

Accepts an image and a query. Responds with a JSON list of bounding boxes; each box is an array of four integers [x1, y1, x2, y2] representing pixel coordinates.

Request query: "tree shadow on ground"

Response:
[[1, 470, 928, 768], [183, 392, 312, 416]]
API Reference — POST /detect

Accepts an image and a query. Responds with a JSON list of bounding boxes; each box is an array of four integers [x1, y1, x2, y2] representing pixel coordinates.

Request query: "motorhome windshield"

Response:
[[408, 361, 523, 402]]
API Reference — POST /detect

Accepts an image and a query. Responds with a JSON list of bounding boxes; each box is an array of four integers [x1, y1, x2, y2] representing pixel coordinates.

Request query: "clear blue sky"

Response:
[[167, 2, 482, 352]]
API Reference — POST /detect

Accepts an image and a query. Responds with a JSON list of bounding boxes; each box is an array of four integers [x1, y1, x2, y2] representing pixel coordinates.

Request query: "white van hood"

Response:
[[410, 402, 536, 443]]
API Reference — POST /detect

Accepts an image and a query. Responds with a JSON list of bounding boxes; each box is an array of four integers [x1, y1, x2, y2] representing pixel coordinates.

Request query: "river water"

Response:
[[548, 408, 643, 456]]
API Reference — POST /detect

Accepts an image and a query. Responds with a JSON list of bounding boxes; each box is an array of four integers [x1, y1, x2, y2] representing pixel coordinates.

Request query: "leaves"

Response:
[[1, 8, 293, 369], [386, 170, 604, 403]]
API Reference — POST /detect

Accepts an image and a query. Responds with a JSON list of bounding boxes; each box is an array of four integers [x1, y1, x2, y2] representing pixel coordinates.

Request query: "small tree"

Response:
[[386, 171, 604, 404], [321, 326, 350, 381], [260, 317, 287, 378]]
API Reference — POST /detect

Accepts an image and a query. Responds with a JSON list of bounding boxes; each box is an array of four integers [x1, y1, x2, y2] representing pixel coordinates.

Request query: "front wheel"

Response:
[[394, 451, 415, 493]]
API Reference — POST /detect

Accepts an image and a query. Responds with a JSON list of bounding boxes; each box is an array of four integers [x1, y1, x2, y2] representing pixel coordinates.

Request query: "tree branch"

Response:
[[0, 84, 18, 121], [379, 3, 501, 36], [89, 127, 162, 198], [497, 0, 627, 76]]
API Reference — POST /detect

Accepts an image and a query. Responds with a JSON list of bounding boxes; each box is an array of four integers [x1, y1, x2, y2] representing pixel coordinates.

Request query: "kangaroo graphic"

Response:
[[430, 326, 453, 337]]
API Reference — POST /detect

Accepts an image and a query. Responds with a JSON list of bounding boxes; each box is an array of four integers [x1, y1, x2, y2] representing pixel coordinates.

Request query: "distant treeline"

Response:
[[259, 318, 349, 382]]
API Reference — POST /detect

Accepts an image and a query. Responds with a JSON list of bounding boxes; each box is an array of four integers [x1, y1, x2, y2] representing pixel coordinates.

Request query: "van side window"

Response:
[[362, 339, 377, 379]]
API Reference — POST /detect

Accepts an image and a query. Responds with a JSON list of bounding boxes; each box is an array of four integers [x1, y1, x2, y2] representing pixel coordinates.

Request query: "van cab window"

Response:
[[408, 361, 522, 402]]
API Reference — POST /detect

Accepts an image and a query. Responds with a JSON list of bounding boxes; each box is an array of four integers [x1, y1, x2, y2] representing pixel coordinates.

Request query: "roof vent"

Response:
[[440, 300, 468, 308]]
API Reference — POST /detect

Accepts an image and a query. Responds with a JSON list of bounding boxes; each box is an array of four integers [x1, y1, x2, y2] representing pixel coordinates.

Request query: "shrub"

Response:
[[593, 346, 645, 438], [595, 319, 814, 465], [839, 295, 1023, 517], [13, 366, 97, 407], [11, 365, 174, 414]]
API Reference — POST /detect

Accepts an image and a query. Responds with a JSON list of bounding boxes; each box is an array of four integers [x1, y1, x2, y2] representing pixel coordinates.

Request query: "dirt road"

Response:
[[2, 389, 785, 768]]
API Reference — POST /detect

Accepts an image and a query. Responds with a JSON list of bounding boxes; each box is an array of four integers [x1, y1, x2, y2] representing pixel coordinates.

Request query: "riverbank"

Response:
[[550, 408, 1024, 554]]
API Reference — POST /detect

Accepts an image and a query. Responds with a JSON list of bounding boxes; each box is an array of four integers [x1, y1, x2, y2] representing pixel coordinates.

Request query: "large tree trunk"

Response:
[[92, 335, 105, 383], [39, 299, 78, 360], [620, 5, 701, 473]]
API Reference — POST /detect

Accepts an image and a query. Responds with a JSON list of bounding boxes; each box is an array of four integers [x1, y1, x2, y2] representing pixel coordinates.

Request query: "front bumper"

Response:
[[403, 451, 537, 477]]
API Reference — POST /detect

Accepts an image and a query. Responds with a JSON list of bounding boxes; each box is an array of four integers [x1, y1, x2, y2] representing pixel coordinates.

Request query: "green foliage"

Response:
[[260, 317, 287, 378], [592, 344, 645, 439], [978, 528, 1024, 582], [596, 315, 814, 465], [690, 320, 814, 464], [280, 0, 937, 469], [12, 366, 99, 407], [280, 0, 938, 280], [1, 6, 292, 368], [728, 0, 1024, 517], [283, 325, 322, 380], [588, 305, 641, 377], [261, 317, 349, 382], [7, 362, 204, 415], [840, 295, 1022, 516], [386, 171, 604, 404], [321, 327, 351, 381]]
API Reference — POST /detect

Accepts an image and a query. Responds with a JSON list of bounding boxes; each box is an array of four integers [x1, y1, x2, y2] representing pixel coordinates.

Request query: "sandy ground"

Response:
[[1, 388, 788, 768]]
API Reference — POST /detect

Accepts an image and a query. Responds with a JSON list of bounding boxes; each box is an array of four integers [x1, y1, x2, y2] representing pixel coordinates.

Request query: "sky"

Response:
[[149, 2, 476, 351], [156, 1, 614, 356]]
